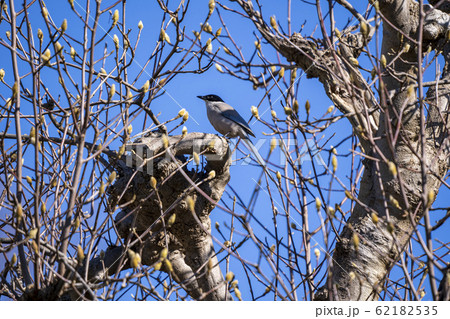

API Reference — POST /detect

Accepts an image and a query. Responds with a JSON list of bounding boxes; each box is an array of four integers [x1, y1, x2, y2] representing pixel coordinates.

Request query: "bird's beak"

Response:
[[197, 95, 204, 100]]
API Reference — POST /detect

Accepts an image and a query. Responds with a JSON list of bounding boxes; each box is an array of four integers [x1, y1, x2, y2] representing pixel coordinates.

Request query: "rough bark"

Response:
[[232, 0, 450, 300], [87, 132, 233, 300]]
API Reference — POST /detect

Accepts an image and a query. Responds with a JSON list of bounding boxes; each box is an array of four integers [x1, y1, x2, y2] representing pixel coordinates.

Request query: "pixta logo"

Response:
[[124, 136, 326, 173]]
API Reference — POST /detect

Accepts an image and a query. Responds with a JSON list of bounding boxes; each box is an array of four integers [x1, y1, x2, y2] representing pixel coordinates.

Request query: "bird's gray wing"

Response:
[[221, 109, 255, 137]]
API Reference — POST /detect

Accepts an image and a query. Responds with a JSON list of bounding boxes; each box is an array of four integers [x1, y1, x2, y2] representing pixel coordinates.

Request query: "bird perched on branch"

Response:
[[197, 94, 265, 166]]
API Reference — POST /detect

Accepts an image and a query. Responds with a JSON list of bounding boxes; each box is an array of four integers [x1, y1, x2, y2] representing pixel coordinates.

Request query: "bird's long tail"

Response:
[[242, 138, 266, 167]]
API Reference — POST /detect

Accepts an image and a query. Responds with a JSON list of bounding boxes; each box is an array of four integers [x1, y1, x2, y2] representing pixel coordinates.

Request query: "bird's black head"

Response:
[[197, 94, 224, 102]]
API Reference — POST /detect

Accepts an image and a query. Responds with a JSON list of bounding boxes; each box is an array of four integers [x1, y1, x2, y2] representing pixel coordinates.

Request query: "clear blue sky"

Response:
[[0, 0, 448, 301]]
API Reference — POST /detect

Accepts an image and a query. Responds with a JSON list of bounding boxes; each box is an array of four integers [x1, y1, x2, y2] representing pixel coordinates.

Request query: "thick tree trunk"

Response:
[[233, 0, 450, 300], [329, 0, 450, 300], [83, 133, 233, 300]]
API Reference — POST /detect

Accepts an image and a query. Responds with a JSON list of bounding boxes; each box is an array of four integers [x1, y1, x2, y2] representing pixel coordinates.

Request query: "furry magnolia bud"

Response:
[[345, 190, 354, 200], [352, 232, 359, 251], [371, 212, 379, 224], [360, 21, 369, 38], [225, 271, 234, 282], [305, 100, 310, 115], [15, 203, 23, 220], [42, 49, 51, 65], [215, 63, 223, 73], [42, 7, 48, 20], [206, 39, 213, 53], [182, 111, 189, 122], [61, 19, 68, 33], [160, 247, 168, 260], [274, 171, 280, 182], [235, 288, 242, 301], [124, 82, 134, 97], [108, 84, 116, 100], [326, 105, 334, 114], [270, 16, 278, 32], [335, 28, 341, 38], [270, 137, 277, 153], [388, 161, 397, 178], [332, 155, 338, 173], [349, 57, 359, 66], [28, 228, 38, 240], [251, 105, 259, 118], [108, 171, 117, 184], [284, 107, 292, 116], [77, 245, 85, 262], [314, 248, 320, 259], [193, 152, 200, 165], [387, 221, 394, 233], [208, 0, 215, 14], [380, 54, 387, 68], [292, 99, 299, 113], [373, 1, 379, 12], [55, 42, 63, 58], [403, 43, 410, 53], [160, 28, 171, 44], [271, 110, 277, 118], [118, 144, 126, 157], [112, 9, 119, 26], [128, 249, 141, 269], [11, 253, 17, 265], [331, 146, 337, 155], [140, 80, 150, 93], [186, 196, 195, 212], [164, 259, 173, 272], [203, 23, 212, 33], [99, 181, 105, 195], [427, 189, 435, 208], [150, 176, 157, 189], [158, 77, 167, 87], [162, 134, 169, 149], [168, 214, 176, 226], [278, 67, 285, 78], [113, 34, 119, 49], [407, 85, 415, 100], [70, 47, 76, 60], [315, 197, 321, 211]]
